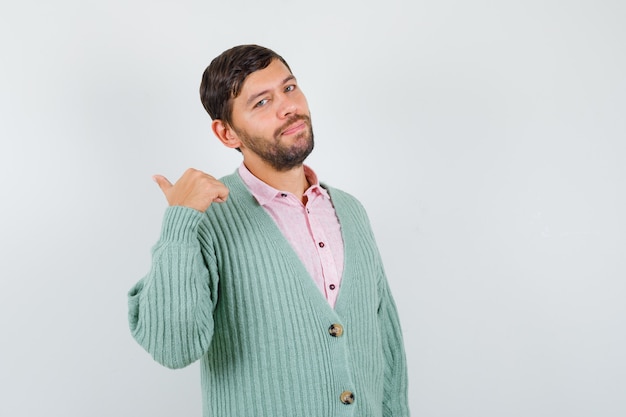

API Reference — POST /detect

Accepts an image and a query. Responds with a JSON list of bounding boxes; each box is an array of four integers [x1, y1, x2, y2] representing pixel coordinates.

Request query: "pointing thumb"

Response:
[[152, 174, 173, 193]]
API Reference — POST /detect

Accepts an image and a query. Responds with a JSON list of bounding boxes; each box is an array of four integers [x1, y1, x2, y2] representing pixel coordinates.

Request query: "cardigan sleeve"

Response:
[[378, 268, 410, 416], [127, 206, 219, 369]]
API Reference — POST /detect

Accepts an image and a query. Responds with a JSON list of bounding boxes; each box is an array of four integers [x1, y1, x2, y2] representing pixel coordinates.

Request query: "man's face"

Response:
[[229, 59, 314, 171]]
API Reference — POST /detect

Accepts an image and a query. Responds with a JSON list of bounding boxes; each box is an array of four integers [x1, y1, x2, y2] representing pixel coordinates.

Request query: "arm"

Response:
[[128, 207, 218, 368], [127, 168, 228, 369], [378, 269, 410, 416]]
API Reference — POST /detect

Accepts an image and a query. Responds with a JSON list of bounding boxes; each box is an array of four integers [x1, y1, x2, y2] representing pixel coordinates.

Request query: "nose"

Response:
[[278, 94, 298, 119]]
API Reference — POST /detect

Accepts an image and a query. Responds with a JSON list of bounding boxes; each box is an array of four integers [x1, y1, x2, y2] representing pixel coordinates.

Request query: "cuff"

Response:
[[159, 205, 205, 243]]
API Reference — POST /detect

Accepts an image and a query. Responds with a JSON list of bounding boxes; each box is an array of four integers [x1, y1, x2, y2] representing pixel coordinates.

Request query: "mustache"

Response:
[[275, 114, 311, 137]]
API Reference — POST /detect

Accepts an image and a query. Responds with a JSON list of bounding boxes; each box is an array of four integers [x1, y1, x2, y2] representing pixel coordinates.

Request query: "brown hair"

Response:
[[199, 44, 291, 125]]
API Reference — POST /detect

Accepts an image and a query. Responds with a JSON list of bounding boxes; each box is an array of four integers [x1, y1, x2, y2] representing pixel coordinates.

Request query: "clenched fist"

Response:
[[153, 168, 229, 212]]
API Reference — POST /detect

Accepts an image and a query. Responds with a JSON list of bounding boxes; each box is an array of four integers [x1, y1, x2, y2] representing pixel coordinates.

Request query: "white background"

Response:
[[1, 0, 625, 416]]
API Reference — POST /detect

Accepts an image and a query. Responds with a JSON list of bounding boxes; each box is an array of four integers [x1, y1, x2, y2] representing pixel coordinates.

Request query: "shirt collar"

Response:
[[238, 162, 329, 206]]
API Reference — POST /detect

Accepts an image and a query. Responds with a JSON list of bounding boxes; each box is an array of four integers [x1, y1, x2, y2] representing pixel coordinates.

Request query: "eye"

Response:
[[285, 84, 296, 93], [255, 98, 269, 108]]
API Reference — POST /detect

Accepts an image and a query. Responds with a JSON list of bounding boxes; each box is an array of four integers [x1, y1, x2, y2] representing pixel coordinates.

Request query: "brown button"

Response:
[[328, 323, 344, 337], [329, 284, 336, 290], [340, 390, 355, 405]]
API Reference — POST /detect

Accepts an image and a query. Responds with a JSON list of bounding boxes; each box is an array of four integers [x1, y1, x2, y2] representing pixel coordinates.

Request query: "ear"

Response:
[[212, 119, 242, 149]]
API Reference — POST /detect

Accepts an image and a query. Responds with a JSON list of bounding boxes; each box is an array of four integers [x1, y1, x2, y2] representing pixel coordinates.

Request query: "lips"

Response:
[[276, 115, 310, 137], [281, 122, 305, 136]]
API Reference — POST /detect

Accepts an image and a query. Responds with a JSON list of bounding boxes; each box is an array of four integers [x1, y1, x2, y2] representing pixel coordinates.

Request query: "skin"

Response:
[[154, 59, 313, 211]]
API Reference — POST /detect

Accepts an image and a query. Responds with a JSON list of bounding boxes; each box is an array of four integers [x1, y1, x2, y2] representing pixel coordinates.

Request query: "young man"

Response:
[[128, 44, 409, 416]]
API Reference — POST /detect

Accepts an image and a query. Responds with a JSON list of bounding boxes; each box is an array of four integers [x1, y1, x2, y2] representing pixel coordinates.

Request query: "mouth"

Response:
[[280, 121, 306, 136]]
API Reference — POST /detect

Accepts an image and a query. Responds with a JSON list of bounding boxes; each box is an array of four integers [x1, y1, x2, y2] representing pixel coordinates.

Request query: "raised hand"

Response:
[[153, 168, 229, 212]]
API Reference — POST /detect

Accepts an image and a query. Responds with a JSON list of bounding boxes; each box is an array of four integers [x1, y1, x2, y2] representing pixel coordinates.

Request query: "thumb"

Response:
[[152, 174, 173, 194]]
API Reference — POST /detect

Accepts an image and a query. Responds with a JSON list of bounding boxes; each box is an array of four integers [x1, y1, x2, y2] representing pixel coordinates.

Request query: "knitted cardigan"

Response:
[[128, 171, 409, 416]]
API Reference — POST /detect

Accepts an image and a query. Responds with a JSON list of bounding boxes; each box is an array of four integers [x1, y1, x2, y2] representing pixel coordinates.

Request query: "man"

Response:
[[128, 44, 409, 416]]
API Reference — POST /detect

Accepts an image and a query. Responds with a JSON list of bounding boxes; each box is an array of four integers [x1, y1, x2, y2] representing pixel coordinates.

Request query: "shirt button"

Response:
[[281, 193, 288, 197], [328, 323, 344, 337], [329, 284, 336, 290], [318, 242, 325, 248], [340, 390, 355, 405]]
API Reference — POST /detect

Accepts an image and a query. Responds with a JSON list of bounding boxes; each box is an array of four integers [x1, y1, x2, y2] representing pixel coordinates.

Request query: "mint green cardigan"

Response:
[[128, 171, 409, 416]]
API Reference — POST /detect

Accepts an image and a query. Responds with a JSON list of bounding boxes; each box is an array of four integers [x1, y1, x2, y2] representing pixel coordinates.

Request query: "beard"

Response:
[[236, 114, 315, 172]]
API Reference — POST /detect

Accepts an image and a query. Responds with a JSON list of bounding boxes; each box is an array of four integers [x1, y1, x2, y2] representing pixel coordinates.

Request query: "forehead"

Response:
[[239, 59, 293, 95]]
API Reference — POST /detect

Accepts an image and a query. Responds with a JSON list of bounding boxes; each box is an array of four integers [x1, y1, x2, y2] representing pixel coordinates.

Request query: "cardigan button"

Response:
[[328, 323, 344, 337], [340, 390, 355, 405]]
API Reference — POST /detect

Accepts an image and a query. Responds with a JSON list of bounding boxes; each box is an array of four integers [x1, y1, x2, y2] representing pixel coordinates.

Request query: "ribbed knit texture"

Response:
[[128, 171, 410, 417]]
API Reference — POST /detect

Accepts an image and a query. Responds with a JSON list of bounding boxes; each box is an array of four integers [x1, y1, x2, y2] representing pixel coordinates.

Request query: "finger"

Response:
[[214, 184, 229, 203], [152, 174, 173, 193]]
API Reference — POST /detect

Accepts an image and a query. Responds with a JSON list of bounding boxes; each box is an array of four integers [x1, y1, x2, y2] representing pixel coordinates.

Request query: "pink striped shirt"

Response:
[[238, 163, 344, 307]]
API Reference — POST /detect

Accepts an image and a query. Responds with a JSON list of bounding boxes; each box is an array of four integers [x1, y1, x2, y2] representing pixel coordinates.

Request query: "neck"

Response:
[[243, 158, 309, 201]]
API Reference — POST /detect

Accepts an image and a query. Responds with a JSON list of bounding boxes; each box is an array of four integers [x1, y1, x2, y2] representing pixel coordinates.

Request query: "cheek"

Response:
[[247, 118, 275, 139], [295, 91, 308, 106], [250, 114, 271, 129], [297, 95, 310, 115], [233, 111, 262, 134]]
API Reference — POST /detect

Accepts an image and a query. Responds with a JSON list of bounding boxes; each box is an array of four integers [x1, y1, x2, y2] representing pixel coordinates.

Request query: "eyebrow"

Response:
[[245, 75, 297, 107]]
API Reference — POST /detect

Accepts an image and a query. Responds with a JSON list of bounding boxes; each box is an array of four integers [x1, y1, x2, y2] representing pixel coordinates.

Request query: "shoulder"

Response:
[[196, 171, 259, 237], [219, 171, 243, 189], [201, 170, 263, 225], [321, 183, 371, 222], [217, 170, 256, 204]]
